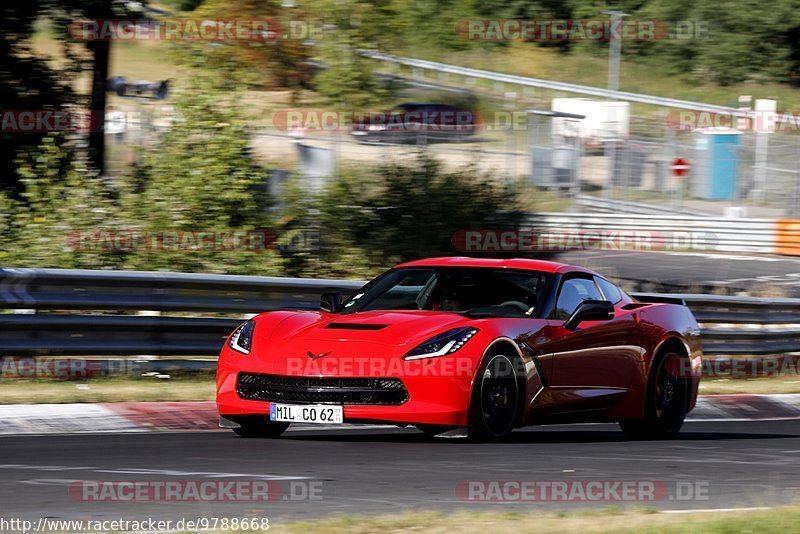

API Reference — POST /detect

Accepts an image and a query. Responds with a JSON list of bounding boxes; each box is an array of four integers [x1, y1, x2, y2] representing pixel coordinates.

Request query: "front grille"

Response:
[[236, 373, 409, 405]]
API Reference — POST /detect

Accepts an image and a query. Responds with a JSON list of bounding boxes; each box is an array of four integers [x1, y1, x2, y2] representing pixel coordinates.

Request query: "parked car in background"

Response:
[[351, 103, 477, 144]]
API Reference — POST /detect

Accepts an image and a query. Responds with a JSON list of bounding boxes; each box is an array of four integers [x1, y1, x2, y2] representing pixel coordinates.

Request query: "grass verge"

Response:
[[238, 504, 799, 533], [0, 376, 214, 404], [700, 375, 800, 395], [0, 374, 798, 404]]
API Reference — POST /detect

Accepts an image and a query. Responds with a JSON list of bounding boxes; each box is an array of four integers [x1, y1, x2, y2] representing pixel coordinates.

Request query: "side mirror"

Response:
[[564, 300, 614, 331], [320, 292, 343, 313]]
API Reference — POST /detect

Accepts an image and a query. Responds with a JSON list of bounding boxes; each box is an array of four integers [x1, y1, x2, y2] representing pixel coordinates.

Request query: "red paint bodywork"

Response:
[[217, 257, 701, 428]]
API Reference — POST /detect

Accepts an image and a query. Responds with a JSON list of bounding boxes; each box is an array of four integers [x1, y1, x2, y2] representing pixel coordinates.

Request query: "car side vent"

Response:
[[622, 303, 649, 310], [324, 323, 389, 330], [633, 295, 687, 306]]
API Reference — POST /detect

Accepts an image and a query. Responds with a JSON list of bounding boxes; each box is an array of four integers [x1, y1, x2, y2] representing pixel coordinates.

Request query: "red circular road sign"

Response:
[[671, 157, 690, 177]]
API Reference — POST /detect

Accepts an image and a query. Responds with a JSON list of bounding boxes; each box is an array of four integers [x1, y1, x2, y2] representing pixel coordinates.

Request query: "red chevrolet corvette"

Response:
[[217, 257, 702, 441]]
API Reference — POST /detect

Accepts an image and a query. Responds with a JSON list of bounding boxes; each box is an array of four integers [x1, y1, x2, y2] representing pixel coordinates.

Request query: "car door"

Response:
[[538, 274, 645, 413]]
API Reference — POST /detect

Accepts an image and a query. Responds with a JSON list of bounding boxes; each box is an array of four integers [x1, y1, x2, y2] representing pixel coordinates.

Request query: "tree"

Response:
[[171, 0, 314, 97], [312, 0, 384, 108], [356, 154, 523, 261], [2, 0, 146, 192], [124, 76, 284, 275], [1, 135, 128, 268], [1, 2, 76, 195], [281, 153, 524, 278]]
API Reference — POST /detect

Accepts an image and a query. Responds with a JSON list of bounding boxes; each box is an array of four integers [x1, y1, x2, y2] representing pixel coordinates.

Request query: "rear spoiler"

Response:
[[632, 294, 687, 306]]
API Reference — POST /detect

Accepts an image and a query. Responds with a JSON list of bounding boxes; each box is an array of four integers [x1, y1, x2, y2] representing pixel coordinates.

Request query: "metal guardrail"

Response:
[[0, 269, 798, 357], [574, 196, 716, 218], [0, 267, 362, 312], [636, 293, 800, 355], [361, 51, 749, 114], [0, 314, 239, 356], [0, 267, 362, 356]]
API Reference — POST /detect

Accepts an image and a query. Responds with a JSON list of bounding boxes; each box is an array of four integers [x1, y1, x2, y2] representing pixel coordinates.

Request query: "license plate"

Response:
[[269, 403, 343, 424]]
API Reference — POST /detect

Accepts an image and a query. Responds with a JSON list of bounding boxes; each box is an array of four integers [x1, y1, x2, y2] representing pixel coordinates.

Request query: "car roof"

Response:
[[394, 256, 597, 276]]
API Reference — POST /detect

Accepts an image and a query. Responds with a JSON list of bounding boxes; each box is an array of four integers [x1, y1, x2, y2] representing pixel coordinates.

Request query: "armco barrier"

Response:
[[0, 268, 799, 357], [362, 51, 748, 114], [573, 195, 715, 217], [0, 267, 362, 312], [775, 220, 800, 255]]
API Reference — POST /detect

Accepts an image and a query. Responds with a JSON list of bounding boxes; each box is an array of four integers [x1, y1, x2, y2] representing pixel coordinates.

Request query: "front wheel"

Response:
[[620, 351, 687, 440], [232, 418, 290, 439], [467, 353, 520, 441]]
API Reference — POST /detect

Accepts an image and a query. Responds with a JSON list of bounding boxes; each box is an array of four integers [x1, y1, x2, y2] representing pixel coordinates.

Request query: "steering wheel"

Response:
[[499, 301, 533, 315]]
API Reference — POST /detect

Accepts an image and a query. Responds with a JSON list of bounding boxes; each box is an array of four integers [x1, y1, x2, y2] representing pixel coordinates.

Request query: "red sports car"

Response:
[[217, 257, 702, 441]]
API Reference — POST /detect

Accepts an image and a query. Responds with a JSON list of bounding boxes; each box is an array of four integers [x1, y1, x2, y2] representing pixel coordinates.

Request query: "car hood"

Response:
[[259, 309, 473, 349]]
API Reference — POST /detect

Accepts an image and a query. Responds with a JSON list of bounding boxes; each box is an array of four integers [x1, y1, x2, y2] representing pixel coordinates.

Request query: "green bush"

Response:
[[280, 153, 524, 278]]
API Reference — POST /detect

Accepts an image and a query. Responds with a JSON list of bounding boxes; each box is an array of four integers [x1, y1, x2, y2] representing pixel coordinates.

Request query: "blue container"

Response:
[[692, 128, 742, 200]]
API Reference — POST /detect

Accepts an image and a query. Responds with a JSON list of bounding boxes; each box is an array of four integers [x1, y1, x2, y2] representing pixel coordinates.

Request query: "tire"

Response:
[[467, 352, 521, 441], [232, 418, 290, 439], [620, 351, 688, 440]]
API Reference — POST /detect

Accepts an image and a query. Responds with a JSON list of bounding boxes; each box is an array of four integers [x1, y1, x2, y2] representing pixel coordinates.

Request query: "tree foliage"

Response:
[[119, 77, 283, 275], [0, 135, 128, 268], [169, 0, 313, 95], [353, 0, 800, 85], [0, 83, 285, 276], [281, 154, 524, 278], [312, 0, 385, 108]]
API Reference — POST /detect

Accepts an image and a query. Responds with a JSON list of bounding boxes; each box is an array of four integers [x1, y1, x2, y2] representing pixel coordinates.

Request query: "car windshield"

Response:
[[339, 267, 550, 317]]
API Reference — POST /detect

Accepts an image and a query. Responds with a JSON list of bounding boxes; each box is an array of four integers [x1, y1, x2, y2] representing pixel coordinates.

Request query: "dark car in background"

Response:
[[351, 103, 477, 144]]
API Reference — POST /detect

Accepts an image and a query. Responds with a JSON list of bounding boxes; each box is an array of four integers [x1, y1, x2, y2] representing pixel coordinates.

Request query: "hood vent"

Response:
[[325, 323, 389, 330]]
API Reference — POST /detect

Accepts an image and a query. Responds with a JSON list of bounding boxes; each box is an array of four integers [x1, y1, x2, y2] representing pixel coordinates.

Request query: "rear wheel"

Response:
[[232, 418, 290, 438], [467, 353, 520, 441], [620, 351, 687, 440]]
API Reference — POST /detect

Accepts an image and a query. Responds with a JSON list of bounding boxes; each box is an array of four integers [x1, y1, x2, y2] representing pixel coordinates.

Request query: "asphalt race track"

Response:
[[559, 250, 800, 295], [2, 420, 800, 523]]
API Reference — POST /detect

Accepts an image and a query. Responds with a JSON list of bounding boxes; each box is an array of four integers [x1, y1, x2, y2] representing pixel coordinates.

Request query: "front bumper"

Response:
[[216, 348, 476, 427]]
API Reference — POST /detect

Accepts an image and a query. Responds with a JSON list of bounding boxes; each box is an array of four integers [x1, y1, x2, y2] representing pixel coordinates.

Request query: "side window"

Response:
[[554, 278, 603, 320], [595, 277, 622, 304]]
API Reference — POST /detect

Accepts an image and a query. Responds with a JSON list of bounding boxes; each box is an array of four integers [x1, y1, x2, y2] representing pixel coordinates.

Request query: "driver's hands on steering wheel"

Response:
[[499, 300, 535, 315]]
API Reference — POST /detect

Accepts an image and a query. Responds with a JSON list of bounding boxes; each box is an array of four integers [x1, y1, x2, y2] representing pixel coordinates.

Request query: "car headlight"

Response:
[[229, 320, 256, 354], [403, 327, 478, 361], [367, 124, 387, 131]]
